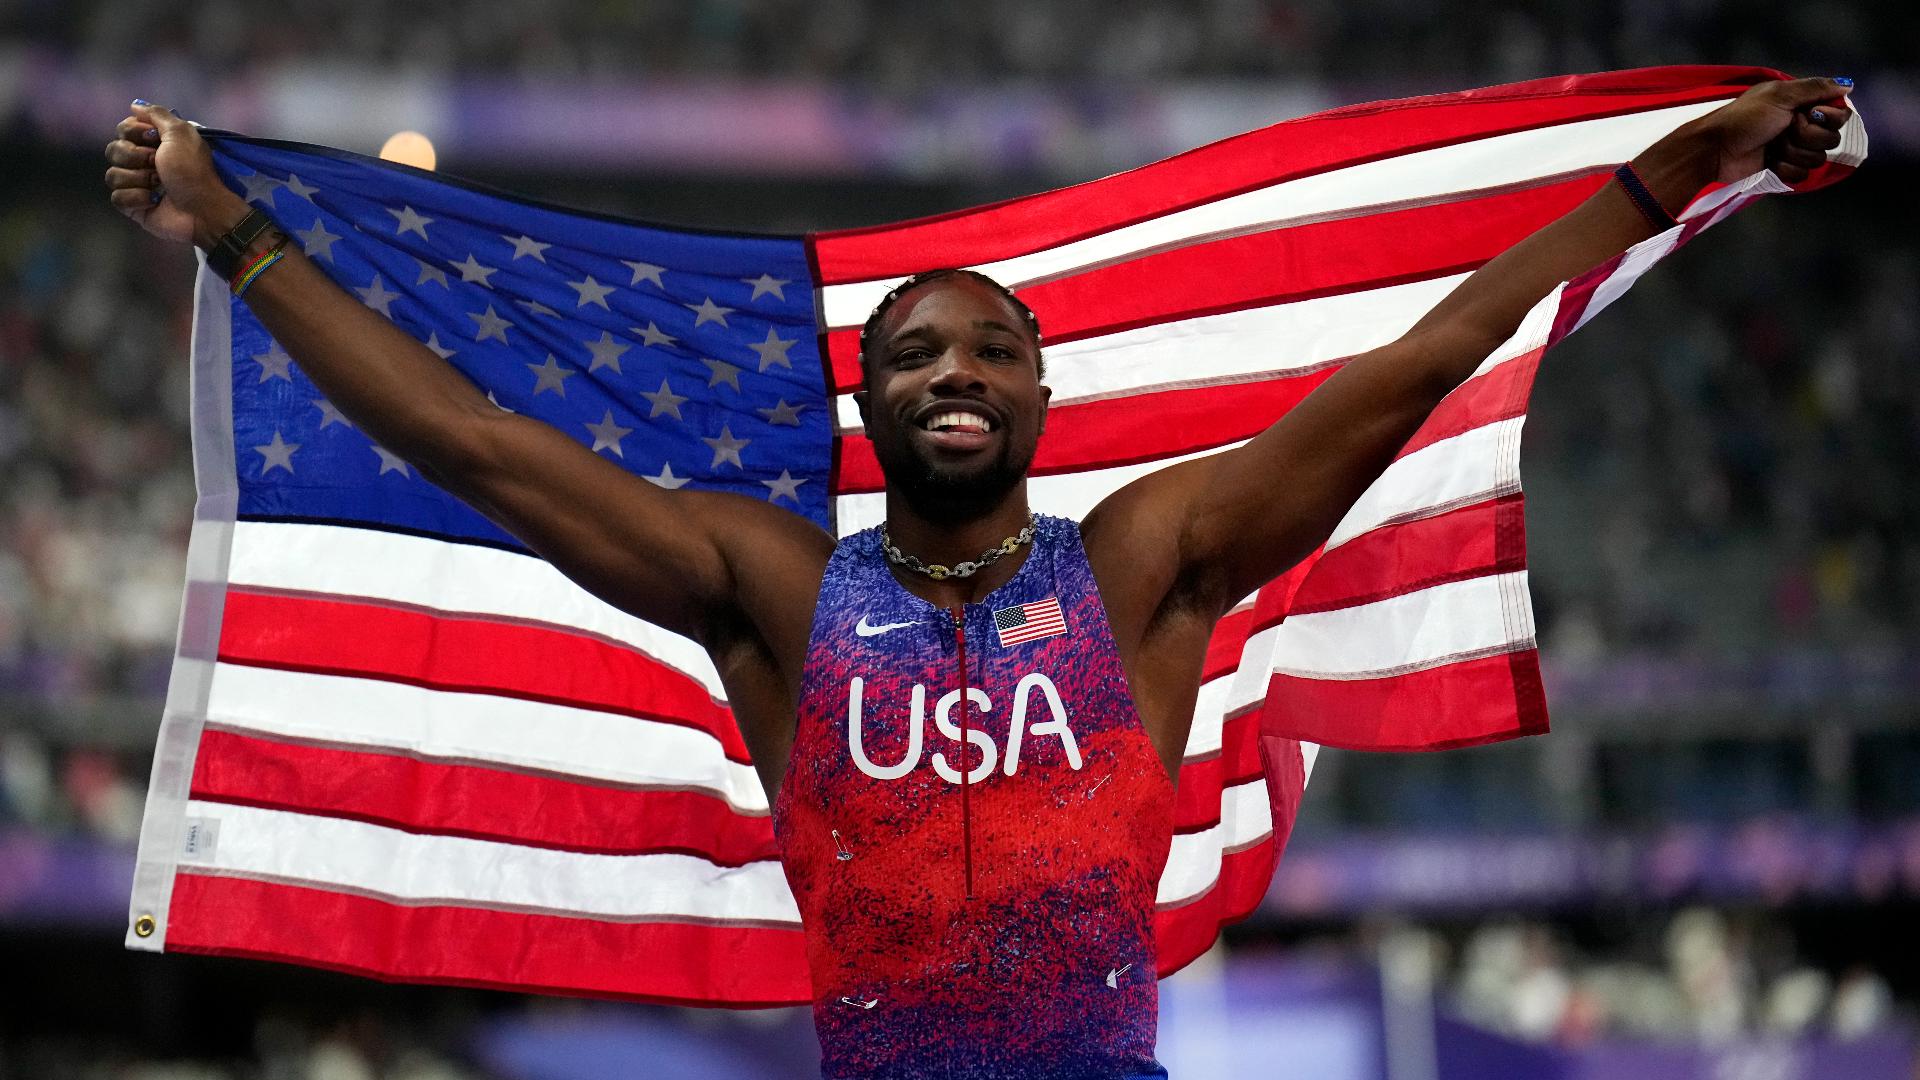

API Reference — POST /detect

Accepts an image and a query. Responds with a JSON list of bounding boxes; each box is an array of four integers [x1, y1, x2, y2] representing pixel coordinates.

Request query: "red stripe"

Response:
[[810, 68, 1772, 282], [189, 728, 778, 865], [217, 589, 752, 764], [822, 170, 1603, 389], [1260, 648, 1549, 751], [1204, 606, 1257, 683], [1155, 837, 1280, 977], [1398, 345, 1542, 459], [164, 873, 811, 1006], [1172, 713, 1264, 830], [1287, 493, 1528, 616]]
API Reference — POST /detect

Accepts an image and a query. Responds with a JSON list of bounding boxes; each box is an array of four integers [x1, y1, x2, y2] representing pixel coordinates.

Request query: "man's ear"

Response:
[[1037, 384, 1051, 435], [852, 389, 872, 433]]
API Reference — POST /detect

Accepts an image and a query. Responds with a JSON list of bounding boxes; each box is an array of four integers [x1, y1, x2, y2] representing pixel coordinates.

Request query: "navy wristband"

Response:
[[1614, 163, 1681, 233]]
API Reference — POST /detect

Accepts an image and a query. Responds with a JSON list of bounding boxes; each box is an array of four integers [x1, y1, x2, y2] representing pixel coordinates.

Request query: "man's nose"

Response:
[[927, 346, 987, 390]]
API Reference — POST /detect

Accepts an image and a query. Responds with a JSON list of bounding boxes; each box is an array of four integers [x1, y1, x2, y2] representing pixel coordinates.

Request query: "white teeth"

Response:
[[924, 411, 993, 433]]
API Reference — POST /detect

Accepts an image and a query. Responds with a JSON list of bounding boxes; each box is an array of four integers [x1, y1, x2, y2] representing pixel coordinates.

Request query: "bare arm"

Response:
[[105, 104, 832, 651], [1089, 76, 1851, 619]]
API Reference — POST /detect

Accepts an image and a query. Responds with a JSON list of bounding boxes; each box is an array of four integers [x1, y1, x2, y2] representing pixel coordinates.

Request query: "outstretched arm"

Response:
[[104, 104, 833, 653], [1091, 76, 1851, 616]]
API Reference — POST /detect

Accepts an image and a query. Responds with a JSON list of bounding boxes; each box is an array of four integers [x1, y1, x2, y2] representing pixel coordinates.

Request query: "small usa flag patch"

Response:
[[993, 597, 1068, 647]]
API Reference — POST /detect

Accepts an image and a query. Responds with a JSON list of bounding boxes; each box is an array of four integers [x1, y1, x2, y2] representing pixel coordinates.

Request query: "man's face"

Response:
[[854, 277, 1050, 522]]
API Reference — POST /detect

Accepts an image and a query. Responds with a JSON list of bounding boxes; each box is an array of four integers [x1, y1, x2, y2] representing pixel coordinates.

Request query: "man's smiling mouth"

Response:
[[922, 410, 995, 434]]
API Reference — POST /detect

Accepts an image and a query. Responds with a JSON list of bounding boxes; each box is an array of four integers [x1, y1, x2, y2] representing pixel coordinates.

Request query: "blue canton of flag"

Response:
[[208, 134, 832, 544]]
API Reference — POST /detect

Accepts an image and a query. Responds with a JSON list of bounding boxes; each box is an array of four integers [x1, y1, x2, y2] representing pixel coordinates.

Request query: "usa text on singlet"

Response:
[[774, 515, 1175, 1080]]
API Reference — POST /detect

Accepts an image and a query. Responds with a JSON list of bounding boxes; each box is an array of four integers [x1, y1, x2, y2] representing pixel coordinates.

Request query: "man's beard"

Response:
[[874, 432, 1036, 525]]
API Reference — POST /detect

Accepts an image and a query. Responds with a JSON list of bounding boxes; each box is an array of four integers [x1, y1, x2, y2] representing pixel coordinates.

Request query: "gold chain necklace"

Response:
[[881, 514, 1036, 581]]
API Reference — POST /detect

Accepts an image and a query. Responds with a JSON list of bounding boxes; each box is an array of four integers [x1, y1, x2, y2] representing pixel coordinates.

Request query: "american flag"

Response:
[[993, 597, 1069, 648], [126, 66, 1863, 1005]]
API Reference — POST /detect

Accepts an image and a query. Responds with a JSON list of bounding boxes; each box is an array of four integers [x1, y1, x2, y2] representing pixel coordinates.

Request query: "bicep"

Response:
[[1176, 332, 1463, 602], [445, 409, 829, 644]]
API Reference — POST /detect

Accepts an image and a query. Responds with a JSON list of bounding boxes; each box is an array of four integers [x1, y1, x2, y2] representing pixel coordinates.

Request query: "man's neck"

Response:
[[880, 485, 1035, 607]]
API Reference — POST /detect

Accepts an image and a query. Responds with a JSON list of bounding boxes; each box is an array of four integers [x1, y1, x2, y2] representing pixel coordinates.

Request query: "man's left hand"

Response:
[[1693, 76, 1852, 185]]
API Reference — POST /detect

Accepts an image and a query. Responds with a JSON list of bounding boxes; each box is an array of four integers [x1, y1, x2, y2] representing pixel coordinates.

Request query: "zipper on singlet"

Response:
[[951, 606, 976, 900]]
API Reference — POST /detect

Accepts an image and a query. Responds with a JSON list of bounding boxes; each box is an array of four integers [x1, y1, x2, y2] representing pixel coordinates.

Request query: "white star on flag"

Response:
[[251, 345, 294, 383], [702, 358, 743, 391], [253, 431, 299, 475], [749, 328, 796, 371], [582, 331, 631, 373], [585, 410, 634, 456], [452, 253, 498, 287], [623, 261, 666, 288], [239, 171, 282, 206], [503, 233, 551, 261], [702, 426, 749, 469], [355, 275, 400, 317], [567, 275, 617, 309], [387, 205, 434, 239], [296, 219, 342, 262], [645, 462, 690, 489], [632, 322, 677, 349], [641, 379, 688, 421], [372, 445, 412, 476], [280, 174, 319, 200], [526, 353, 576, 397], [686, 297, 732, 327], [314, 398, 352, 430], [762, 470, 806, 504], [742, 273, 790, 301], [468, 305, 512, 343]]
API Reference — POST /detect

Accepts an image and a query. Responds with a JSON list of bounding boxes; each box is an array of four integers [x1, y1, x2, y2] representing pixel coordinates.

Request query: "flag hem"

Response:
[[128, 259, 240, 951]]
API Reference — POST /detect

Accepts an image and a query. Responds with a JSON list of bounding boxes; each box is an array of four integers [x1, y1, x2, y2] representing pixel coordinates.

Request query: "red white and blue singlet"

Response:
[[773, 515, 1175, 1079]]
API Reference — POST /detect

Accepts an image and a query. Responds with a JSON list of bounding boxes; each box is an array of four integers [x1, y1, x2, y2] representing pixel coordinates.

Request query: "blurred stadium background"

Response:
[[3, 1, 1918, 1077]]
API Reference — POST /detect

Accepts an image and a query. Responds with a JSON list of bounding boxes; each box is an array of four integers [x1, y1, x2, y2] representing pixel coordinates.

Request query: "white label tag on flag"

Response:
[[181, 816, 221, 862]]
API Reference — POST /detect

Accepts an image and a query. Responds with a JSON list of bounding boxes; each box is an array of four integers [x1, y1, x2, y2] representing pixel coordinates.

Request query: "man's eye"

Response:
[[982, 345, 1014, 360], [894, 348, 931, 364]]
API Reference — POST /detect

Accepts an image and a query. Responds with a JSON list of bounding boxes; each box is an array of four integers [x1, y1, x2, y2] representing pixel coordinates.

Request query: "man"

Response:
[[106, 79, 1848, 1079]]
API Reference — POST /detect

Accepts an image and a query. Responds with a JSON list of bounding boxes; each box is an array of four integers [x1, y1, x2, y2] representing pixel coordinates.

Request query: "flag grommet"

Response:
[[133, 914, 157, 937]]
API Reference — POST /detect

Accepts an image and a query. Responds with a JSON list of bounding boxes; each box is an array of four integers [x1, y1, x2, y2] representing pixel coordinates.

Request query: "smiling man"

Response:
[[106, 78, 1849, 1079]]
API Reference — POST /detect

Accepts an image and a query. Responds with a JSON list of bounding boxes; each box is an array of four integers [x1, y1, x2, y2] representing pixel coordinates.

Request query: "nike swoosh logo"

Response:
[[840, 996, 879, 1010], [854, 616, 914, 637], [1105, 963, 1133, 989]]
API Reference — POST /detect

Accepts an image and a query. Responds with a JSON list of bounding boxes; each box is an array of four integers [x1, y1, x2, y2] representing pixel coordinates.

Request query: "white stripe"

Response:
[[205, 663, 768, 814], [820, 99, 1725, 326], [1258, 571, 1535, 679], [1182, 673, 1231, 761], [1157, 778, 1273, 907], [1323, 417, 1525, 551], [180, 800, 800, 924], [226, 521, 727, 701], [832, 437, 1250, 537], [833, 273, 1469, 431]]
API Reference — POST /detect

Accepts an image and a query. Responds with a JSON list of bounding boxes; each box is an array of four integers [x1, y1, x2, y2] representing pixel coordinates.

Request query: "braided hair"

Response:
[[857, 268, 1044, 382]]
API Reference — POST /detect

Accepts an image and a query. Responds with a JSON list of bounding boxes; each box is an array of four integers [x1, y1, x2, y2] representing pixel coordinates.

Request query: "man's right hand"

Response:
[[105, 101, 248, 247]]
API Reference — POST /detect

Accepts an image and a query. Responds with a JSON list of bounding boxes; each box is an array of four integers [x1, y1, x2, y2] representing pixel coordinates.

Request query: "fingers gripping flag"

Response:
[[127, 66, 1863, 1004]]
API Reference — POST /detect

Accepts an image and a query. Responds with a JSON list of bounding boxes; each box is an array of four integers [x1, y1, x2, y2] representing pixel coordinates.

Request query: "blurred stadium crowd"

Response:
[[10, 0, 1888, 85], [1440, 908, 1894, 1044]]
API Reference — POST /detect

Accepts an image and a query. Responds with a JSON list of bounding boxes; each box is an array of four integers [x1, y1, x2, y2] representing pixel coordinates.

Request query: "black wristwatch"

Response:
[[206, 208, 279, 281]]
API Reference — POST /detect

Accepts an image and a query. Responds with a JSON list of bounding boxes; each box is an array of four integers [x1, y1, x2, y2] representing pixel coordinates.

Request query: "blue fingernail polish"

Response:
[[132, 98, 150, 106], [1811, 109, 1825, 123], [1833, 77, 1854, 87]]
